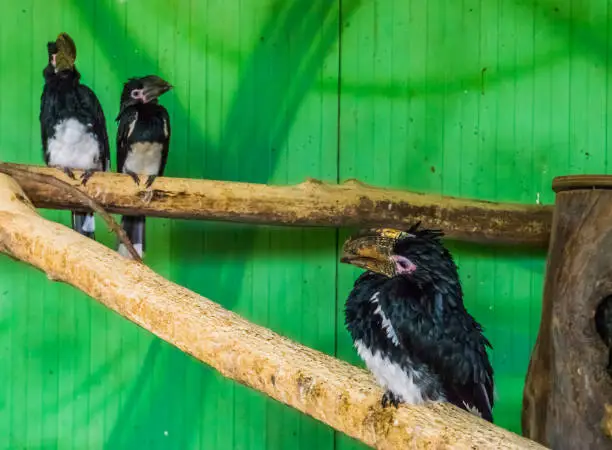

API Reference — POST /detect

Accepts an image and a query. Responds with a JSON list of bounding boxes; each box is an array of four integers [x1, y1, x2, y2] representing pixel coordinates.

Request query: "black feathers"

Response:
[[116, 101, 171, 180], [343, 225, 495, 422], [40, 34, 109, 239], [115, 75, 172, 259], [40, 69, 110, 173], [115, 75, 171, 183]]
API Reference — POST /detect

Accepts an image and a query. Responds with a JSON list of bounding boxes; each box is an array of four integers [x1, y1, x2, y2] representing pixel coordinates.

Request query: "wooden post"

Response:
[[523, 175, 612, 449]]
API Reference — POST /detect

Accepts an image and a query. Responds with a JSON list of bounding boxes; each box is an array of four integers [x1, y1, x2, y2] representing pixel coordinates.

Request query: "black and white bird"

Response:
[[340, 224, 495, 422], [40, 32, 110, 238], [115, 75, 172, 259]]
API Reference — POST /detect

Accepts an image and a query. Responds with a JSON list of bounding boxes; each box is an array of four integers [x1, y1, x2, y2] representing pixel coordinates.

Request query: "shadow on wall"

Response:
[[71, 0, 362, 448], [54, 0, 606, 445]]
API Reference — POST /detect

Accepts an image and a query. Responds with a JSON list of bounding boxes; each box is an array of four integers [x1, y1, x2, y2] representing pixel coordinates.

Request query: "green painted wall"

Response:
[[0, 0, 606, 448]]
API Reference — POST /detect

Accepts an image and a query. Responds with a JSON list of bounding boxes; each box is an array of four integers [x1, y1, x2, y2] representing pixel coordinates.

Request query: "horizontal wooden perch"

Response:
[[1, 163, 552, 247], [0, 172, 546, 449]]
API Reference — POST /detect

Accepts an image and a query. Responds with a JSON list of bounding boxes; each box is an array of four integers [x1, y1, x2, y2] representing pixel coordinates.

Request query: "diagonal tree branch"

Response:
[[0, 173, 546, 449], [0, 163, 141, 261]]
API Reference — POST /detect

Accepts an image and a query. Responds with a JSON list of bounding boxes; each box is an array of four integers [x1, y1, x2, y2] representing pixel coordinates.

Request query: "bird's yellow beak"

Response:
[[340, 228, 407, 278]]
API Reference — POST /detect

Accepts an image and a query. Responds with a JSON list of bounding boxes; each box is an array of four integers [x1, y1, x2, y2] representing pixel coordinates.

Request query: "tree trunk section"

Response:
[[523, 177, 612, 449]]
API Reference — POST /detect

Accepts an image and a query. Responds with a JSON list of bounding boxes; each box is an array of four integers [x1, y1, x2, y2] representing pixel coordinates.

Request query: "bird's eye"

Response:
[[131, 89, 143, 100], [393, 256, 416, 275]]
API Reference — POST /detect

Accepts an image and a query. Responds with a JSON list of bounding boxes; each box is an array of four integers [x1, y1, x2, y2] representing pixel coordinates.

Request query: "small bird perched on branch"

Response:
[[40, 32, 110, 239], [340, 224, 495, 422], [115, 75, 172, 259]]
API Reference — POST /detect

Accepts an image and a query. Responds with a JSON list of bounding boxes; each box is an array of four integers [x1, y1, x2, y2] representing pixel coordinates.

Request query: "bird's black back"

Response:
[[115, 103, 170, 175], [345, 270, 495, 421], [40, 68, 109, 170]]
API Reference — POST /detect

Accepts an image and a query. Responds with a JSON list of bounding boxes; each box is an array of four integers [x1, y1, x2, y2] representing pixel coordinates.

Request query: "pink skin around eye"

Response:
[[51, 54, 56, 66], [131, 89, 147, 102], [390, 255, 417, 275]]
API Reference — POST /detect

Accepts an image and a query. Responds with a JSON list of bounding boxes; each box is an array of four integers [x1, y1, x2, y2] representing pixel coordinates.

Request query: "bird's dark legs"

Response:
[[80, 169, 98, 186], [126, 170, 140, 185], [381, 390, 402, 408], [123, 171, 157, 189], [61, 167, 76, 180], [144, 175, 157, 189]]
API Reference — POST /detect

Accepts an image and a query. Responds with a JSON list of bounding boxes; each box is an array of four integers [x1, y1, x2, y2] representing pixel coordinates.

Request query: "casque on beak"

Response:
[[54, 32, 77, 71], [340, 228, 407, 278], [142, 76, 173, 102]]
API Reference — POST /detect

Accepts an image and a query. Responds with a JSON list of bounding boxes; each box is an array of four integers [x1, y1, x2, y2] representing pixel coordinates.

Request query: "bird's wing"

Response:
[[444, 377, 494, 422], [158, 106, 171, 177], [40, 88, 50, 164], [115, 107, 138, 174], [377, 279, 494, 420], [77, 84, 110, 171]]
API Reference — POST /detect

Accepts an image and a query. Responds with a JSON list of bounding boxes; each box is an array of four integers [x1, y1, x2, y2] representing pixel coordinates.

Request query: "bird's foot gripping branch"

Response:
[[0, 172, 546, 449]]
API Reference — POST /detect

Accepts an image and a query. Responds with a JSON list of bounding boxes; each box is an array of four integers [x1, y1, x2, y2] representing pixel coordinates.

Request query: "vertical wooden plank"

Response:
[[336, 0, 553, 442], [0, 0, 37, 448], [261, 3, 340, 449]]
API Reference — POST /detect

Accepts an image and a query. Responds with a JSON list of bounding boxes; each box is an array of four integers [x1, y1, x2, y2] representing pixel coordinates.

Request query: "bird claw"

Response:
[[126, 171, 140, 186], [381, 391, 401, 409], [144, 175, 157, 189], [80, 169, 96, 186], [62, 167, 76, 180], [142, 190, 154, 204]]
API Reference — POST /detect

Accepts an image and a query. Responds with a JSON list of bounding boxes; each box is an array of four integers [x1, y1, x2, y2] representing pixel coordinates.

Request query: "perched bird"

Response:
[[595, 295, 612, 376], [115, 75, 172, 258], [40, 32, 110, 239], [340, 224, 495, 422]]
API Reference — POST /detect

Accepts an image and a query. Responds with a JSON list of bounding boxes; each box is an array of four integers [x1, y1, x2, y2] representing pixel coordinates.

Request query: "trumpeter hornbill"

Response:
[[115, 75, 172, 259], [40, 32, 110, 239], [340, 224, 495, 422]]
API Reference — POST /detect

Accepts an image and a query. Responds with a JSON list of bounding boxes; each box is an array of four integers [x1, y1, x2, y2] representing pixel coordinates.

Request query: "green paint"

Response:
[[0, 0, 607, 448]]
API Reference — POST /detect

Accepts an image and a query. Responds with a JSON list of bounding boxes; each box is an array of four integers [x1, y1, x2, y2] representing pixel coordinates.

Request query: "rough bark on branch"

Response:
[[2, 162, 552, 247], [0, 173, 546, 449], [0, 163, 142, 261]]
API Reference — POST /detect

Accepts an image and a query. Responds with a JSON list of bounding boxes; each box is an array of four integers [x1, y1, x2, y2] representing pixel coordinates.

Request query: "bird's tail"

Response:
[[117, 215, 145, 259], [72, 211, 96, 239]]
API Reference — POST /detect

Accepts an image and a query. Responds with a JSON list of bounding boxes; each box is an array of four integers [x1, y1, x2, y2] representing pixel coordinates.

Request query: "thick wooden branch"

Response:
[[0, 172, 545, 449], [0, 164, 142, 261], [2, 163, 552, 247]]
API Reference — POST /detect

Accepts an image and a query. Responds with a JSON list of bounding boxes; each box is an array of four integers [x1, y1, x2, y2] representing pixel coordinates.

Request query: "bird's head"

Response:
[[120, 75, 173, 108], [340, 223, 459, 287], [48, 32, 77, 72]]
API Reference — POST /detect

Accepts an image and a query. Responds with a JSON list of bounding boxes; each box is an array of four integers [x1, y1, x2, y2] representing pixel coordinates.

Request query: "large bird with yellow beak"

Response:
[[40, 32, 110, 239], [341, 223, 494, 422]]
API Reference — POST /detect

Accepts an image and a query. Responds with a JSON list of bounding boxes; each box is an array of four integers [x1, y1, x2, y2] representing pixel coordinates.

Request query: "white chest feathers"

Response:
[[47, 118, 101, 170], [354, 340, 442, 405], [123, 142, 163, 176]]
